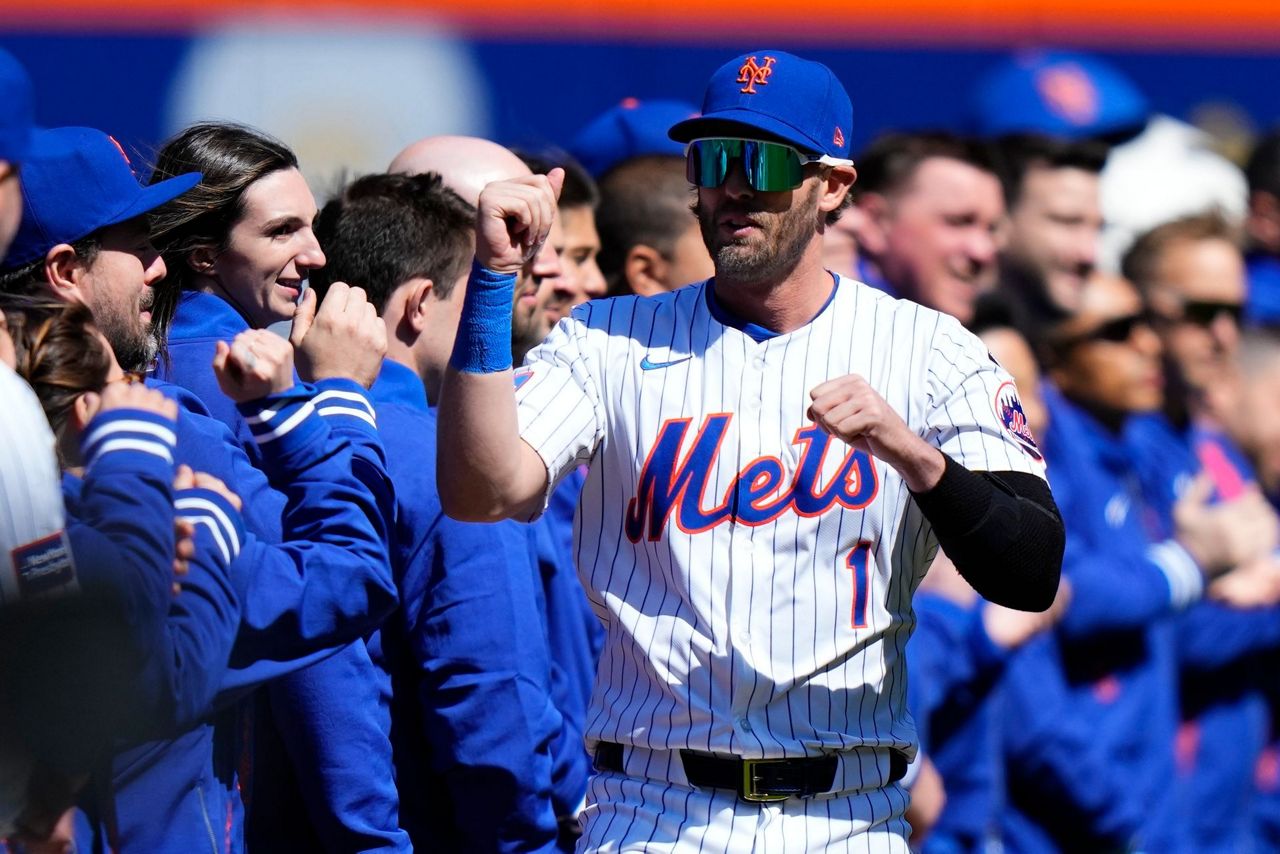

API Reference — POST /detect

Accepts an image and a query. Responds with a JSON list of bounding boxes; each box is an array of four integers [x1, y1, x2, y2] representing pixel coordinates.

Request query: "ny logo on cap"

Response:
[[1035, 64, 1099, 126], [737, 56, 776, 94]]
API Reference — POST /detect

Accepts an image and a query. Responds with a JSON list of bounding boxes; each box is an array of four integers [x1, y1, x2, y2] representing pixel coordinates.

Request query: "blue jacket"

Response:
[[157, 290, 407, 854], [1000, 633, 1143, 853], [1128, 413, 1280, 853], [372, 359, 562, 853], [907, 593, 1006, 854], [532, 468, 601, 830], [82, 380, 397, 854], [6, 405, 240, 785], [1004, 385, 1187, 853]]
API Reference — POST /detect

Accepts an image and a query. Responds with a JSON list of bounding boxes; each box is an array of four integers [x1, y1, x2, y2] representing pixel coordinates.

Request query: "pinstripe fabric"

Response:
[[0, 363, 67, 606], [515, 277, 1045, 848]]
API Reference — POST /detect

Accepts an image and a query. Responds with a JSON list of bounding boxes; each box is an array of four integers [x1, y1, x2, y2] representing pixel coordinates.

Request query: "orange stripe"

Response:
[[1, 0, 1279, 46]]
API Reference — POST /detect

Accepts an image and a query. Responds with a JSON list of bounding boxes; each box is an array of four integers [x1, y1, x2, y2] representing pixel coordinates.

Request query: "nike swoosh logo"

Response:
[[640, 354, 692, 371]]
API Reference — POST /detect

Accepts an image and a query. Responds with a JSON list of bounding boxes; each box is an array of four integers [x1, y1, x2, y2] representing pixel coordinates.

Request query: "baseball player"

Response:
[[437, 50, 1064, 851]]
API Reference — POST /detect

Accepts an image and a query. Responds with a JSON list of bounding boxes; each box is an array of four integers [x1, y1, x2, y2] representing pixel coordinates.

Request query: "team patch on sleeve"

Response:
[[11, 531, 76, 598], [994, 381, 1043, 462], [513, 366, 536, 392]]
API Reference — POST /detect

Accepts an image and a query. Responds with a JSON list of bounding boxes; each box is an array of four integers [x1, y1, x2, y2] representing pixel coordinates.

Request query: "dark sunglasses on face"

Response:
[[1064, 312, 1153, 346], [686, 138, 854, 193], [1170, 299, 1245, 328]]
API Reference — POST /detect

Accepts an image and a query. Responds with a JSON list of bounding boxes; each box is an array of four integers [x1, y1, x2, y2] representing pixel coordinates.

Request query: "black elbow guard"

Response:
[[910, 455, 1065, 612]]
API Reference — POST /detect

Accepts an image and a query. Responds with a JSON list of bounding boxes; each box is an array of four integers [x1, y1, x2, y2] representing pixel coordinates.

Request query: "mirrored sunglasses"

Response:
[[686, 138, 852, 193]]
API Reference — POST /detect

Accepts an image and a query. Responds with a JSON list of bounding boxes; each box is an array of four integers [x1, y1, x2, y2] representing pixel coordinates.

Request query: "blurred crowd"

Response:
[[1, 41, 1280, 854]]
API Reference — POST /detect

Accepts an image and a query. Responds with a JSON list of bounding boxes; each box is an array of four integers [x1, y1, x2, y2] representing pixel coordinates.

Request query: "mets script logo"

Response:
[[737, 56, 777, 94], [624, 413, 879, 542], [994, 381, 1043, 462]]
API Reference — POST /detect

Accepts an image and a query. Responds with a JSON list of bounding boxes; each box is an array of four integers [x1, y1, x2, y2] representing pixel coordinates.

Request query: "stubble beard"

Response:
[[695, 183, 822, 288]]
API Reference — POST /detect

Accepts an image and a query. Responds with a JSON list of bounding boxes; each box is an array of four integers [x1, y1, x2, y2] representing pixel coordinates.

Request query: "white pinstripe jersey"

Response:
[[514, 275, 1045, 762], [0, 363, 72, 607]]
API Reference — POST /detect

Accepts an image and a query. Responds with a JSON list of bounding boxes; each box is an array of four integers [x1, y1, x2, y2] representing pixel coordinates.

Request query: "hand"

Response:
[[906, 755, 946, 847], [212, 330, 295, 403], [807, 374, 944, 492], [475, 170, 565, 274], [289, 283, 386, 389], [1175, 475, 1280, 575], [1208, 556, 1280, 609], [91, 379, 179, 422], [172, 465, 243, 592], [983, 578, 1071, 649]]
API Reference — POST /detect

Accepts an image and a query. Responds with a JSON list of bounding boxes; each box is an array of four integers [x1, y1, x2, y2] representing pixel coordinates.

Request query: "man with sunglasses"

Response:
[[1121, 213, 1280, 853], [438, 49, 1063, 851]]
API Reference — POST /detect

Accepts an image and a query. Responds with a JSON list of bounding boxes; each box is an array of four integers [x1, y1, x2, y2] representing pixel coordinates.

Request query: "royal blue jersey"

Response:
[[80, 377, 397, 854], [158, 290, 407, 854], [372, 359, 562, 853]]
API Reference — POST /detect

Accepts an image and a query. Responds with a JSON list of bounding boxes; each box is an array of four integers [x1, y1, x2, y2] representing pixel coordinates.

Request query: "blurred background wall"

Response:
[[2, 0, 1277, 190]]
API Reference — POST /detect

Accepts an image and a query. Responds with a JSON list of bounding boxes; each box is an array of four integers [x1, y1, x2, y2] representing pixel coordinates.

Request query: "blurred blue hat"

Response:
[[570, 98, 699, 178], [969, 50, 1149, 140], [669, 50, 853, 160], [4, 127, 201, 270], [0, 49, 35, 164]]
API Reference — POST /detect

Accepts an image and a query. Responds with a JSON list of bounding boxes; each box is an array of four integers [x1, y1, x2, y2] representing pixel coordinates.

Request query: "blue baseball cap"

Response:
[[570, 98, 699, 178], [0, 49, 35, 164], [3, 127, 201, 270], [969, 50, 1150, 140], [669, 50, 853, 160]]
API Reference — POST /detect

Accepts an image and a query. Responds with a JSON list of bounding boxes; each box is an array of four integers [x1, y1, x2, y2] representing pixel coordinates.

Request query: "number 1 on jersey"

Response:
[[846, 542, 873, 629]]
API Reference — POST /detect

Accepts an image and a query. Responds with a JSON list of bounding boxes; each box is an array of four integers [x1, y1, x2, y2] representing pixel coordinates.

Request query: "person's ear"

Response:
[[43, 244, 88, 305], [72, 390, 101, 433], [818, 166, 857, 218], [188, 246, 218, 276], [625, 245, 670, 297], [405, 278, 434, 333], [851, 192, 892, 258]]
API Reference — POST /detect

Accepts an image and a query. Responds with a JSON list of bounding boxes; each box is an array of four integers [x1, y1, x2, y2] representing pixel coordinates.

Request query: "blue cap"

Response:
[[969, 50, 1150, 140], [3, 127, 201, 270], [570, 98, 699, 178], [669, 50, 853, 160], [0, 49, 35, 164]]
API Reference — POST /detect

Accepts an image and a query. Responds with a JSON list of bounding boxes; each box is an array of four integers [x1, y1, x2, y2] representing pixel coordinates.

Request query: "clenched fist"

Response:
[[475, 170, 565, 274], [808, 374, 945, 492]]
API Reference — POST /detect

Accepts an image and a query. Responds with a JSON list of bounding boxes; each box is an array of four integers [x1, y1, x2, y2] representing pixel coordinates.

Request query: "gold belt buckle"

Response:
[[740, 758, 790, 803]]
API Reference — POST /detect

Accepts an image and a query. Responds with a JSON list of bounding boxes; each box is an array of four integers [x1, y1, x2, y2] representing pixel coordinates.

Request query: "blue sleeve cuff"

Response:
[[311, 378, 380, 438], [236, 384, 326, 452], [81, 408, 177, 474], [449, 259, 517, 374], [1148, 540, 1205, 609], [174, 487, 246, 568]]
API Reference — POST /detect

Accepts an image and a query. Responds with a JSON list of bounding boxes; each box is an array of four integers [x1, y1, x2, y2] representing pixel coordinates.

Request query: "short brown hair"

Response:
[[1121, 211, 1242, 293]]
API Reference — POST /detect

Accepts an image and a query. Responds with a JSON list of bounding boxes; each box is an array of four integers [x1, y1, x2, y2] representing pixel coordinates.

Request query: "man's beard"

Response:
[[96, 299, 158, 373], [694, 183, 821, 286]]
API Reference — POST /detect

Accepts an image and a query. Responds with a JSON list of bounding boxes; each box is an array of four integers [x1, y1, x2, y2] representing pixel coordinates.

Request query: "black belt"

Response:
[[594, 742, 907, 803]]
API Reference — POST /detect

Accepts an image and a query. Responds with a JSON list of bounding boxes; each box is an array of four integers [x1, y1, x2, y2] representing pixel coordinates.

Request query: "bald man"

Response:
[[390, 136, 571, 364]]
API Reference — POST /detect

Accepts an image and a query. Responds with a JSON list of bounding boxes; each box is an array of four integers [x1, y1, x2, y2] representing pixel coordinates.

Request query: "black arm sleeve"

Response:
[[909, 453, 1065, 612]]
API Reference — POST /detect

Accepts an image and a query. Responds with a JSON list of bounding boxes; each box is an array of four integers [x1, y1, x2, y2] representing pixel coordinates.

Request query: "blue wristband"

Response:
[[450, 259, 516, 374]]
